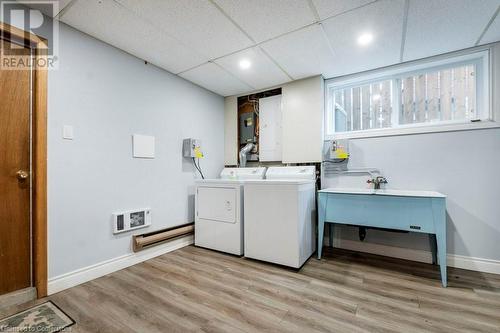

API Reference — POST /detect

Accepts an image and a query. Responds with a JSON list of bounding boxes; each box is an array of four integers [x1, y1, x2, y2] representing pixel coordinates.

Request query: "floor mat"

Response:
[[0, 301, 74, 332]]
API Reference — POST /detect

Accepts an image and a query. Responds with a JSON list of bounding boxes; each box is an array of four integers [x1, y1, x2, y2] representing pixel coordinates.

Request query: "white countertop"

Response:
[[319, 187, 446, 198]]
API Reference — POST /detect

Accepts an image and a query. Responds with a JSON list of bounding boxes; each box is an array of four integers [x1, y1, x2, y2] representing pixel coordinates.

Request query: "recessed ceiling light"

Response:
[[239, 59, 251, 70], [357, 33, 374, 46]]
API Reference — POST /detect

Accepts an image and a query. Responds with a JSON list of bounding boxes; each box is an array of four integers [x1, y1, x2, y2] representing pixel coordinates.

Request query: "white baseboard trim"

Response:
[[48, 235, 193, 295], [335, 238, 500, 275], [448, 254, 500, 275]]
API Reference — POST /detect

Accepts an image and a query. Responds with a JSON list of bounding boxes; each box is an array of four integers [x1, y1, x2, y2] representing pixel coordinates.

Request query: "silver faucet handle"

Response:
[[377, 176, 388, 184]]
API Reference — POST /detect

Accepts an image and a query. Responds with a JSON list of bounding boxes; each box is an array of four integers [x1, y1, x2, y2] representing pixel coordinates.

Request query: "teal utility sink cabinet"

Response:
[[317, 188, 447, 287]]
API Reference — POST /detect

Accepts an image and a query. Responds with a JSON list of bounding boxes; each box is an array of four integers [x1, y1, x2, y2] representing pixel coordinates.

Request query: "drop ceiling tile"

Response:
[[60, 0, 208, 74], [56, 0, 74, 15], [116, 0, 253, 59], [321, 0, 404, 78], [404, 0, 500, 61], [311, 0, 376, 20], [260, 24, 335, 80], [481, 11, 500, 44], [213, 0, 316, 43], [25, 0, 73, 17], [179, 62, 253, 96], [215, 46, 291, 90]]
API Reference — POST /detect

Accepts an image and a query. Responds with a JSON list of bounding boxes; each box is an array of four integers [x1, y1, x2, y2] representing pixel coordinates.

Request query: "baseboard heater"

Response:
[[132, 222, 194, 252]]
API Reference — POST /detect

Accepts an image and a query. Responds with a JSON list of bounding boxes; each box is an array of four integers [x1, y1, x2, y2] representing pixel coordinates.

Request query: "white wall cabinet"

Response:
[[281, 76, 324, 163], [259, 95, 282, 162]]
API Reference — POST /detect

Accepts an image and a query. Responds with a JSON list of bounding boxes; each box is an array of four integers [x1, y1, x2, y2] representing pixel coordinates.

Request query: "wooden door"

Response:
[[0, 39, 32, 295]]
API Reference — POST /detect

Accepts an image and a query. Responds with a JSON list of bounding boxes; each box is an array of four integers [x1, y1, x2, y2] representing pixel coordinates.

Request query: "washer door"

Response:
[[197, 187, 236, 223]]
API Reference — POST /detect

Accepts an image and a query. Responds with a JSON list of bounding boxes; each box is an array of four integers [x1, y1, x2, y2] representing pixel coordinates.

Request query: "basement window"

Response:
[[325, 50, 492, 138]]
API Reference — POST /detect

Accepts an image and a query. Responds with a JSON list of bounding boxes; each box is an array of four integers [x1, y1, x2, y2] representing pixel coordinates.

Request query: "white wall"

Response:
[[47, 24, 224, 278], [323, 127, 500, 263]]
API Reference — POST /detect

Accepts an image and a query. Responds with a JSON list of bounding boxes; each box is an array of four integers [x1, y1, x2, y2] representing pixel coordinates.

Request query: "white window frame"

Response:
[[325, 47, 499, 140]]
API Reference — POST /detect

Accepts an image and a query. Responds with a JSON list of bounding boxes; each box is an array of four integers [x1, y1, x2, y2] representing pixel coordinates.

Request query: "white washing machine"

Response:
[[194, 167, 266, 255], [243, 166, 317, 268]]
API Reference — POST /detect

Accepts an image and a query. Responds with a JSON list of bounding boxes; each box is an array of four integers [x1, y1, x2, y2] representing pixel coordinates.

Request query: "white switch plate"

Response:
[[133, 134, 155, 158], [63, 125, 74, 140]]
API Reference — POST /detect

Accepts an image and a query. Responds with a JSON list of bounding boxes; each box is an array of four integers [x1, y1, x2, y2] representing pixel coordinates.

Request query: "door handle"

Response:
[[16, 170, 29, 181]]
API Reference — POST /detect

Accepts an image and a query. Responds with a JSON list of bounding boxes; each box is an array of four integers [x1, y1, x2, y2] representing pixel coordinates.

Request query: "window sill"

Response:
[[326, 120, 500, 140]]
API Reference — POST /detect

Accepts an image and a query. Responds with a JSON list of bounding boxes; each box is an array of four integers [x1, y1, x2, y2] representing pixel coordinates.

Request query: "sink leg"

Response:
[[436, 231, 447, 287], [317, 194, 326, 259], [433, 198, 447, 287], [318, 220, 324, 259], [429, 234, 438, 265]]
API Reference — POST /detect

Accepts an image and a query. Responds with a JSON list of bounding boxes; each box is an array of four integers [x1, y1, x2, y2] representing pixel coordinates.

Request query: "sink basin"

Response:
[[319, 187, 446, 198]]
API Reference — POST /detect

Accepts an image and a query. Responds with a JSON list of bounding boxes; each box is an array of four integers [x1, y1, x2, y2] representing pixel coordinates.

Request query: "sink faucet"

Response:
[[367, 176, 388, 189]]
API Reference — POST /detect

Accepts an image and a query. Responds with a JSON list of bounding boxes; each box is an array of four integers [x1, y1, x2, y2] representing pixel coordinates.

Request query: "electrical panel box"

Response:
[[239, 113, 255, 144], [324, 139, 349, 162], [183, 138, 203, 158], [113, 208, 151, 234]]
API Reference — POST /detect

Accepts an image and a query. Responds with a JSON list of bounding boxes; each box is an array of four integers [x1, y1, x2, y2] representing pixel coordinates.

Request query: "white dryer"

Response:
[[243, 166, 316, 268], [194, 167, 266, 255]]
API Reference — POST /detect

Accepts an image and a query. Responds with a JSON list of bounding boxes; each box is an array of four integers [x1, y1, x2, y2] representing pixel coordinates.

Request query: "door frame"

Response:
[[0, 22, 48, 298]]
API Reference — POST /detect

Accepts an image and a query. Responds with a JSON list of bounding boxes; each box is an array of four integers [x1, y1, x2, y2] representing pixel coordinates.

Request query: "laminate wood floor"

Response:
[[3, 245, 500, 332]]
